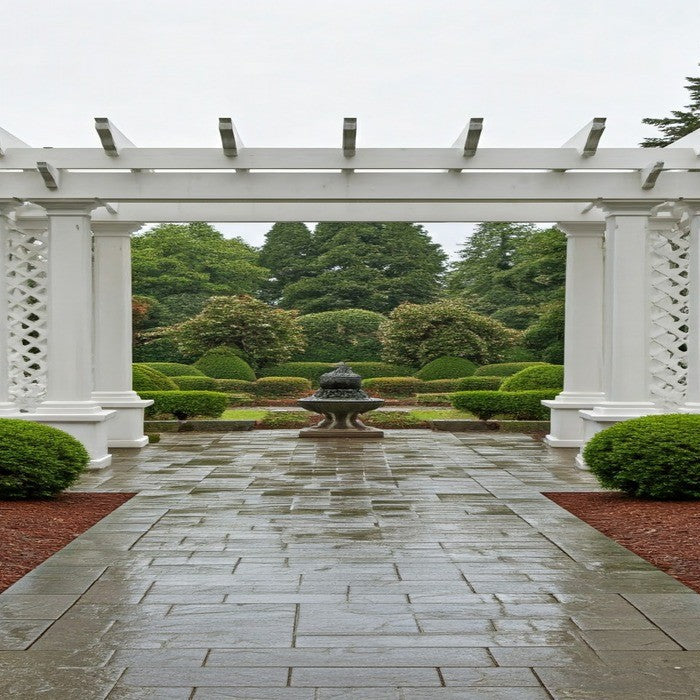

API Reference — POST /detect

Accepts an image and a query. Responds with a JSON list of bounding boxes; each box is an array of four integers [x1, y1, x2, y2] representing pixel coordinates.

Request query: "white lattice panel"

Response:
[[648, 219, 690, 408], [6, 227, 48, 409]]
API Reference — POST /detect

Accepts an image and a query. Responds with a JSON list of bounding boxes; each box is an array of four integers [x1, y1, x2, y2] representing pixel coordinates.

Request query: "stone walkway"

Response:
[[2, 431, 700, 699]]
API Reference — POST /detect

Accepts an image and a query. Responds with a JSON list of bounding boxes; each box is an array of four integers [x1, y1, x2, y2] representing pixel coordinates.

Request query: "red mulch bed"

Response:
[[0, 492, 134, 593], [546, 491, 700, 593]]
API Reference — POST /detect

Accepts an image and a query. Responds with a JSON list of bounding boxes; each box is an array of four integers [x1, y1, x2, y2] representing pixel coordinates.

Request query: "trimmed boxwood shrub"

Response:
[[133, 364, 178, 392], [254, 377, 313, 397], [456, 376, 504, 391], [415, 379, 462, 393], [260, 362, 334, 383], [473, 362, 546, 377], [228, 393, 255, 407], [501, 364, 564, 392], [583, 414, 700, 499], [172, 376, 218, 391], [141, 391, 228, 419], [416, 393, 453, 405], [194, 347, 256, 381], [143, 362, 204, 377], [450, 389, 558, 420], [350, 362, 417, 379], [415, 356, 477, 381], [0, 419, 89, 499], [213, 379, 255, 393], [363, 377, 423, 397]]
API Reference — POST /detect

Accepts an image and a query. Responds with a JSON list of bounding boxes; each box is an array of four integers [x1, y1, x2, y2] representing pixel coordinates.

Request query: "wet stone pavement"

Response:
[[2, 431, 700, 699]]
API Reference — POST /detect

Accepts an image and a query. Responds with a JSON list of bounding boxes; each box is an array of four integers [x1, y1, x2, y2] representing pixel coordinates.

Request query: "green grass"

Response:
[[221, 409, 268, 420], [409, 409, 475, 420]]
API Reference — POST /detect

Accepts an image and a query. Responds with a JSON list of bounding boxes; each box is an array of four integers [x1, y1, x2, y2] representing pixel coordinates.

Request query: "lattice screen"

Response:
[[648, 217, 690, 408], [5, 226, 49, 410]]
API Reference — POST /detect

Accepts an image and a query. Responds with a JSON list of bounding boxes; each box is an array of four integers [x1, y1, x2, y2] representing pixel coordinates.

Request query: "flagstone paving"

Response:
[[2, 430, 700, 699]]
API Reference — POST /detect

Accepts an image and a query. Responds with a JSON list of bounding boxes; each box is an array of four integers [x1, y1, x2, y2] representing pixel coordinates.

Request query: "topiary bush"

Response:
[[415, 356, 477, 381], [143, 362, 204, 377], [259, 362, 335, 383], [254, 377, 313, 397], [295, 309, 386, 362], [500, 364, 564, 392], [456, 376, 504, 391], [450, 389, 558, 420], [362, 377, 423, 397], [132, 364, 178, 392], [172, 376, 218, 391], [473, 362, 546, 377], [194, 347, 256, 381], [415, 379, 462, 393], [141, 391, 228, 419], [0, 419, 89, 499], [227, 393, 255, 407], [212, 379, 255, 393], [415, 393, 453, 406], [583, 414, 700, 499]]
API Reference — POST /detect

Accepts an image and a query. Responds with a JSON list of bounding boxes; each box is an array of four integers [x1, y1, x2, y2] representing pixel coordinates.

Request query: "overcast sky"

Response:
[[1, 0, 698, 257]]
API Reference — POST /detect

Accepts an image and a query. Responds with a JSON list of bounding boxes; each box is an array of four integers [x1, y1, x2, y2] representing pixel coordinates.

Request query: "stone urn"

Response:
[[297, 363, 384, 438]]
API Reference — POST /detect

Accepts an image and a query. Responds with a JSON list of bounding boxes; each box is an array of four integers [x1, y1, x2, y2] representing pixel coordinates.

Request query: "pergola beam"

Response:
[[36, 161, 60, 190], [342, 118, 357, 157], [218, 117, 243, 157], [665, 126, 700, 156], [94, 118, 136, 156], [4, 170, 700, 202], [641, 161, 664, 190], [452, 118, 483, 156], [562, 117, 606, 156]]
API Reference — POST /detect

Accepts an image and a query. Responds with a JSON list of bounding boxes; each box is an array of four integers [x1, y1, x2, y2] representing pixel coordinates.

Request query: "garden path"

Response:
[[1, 431, 700, 698]]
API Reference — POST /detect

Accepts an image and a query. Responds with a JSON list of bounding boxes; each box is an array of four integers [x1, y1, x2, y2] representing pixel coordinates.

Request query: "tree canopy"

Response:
[[641, 68, 700, 147], [132, 223, 268, 323], [262, 222, 447, 314]]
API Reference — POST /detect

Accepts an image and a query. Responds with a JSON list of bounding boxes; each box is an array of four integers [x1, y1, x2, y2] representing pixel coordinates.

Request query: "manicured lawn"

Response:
[[221, 409, 268, 420], [410, 409, 475, 420]]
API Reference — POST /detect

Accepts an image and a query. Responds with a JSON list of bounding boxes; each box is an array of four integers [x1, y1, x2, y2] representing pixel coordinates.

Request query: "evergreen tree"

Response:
[[641, 68, 700, 147]]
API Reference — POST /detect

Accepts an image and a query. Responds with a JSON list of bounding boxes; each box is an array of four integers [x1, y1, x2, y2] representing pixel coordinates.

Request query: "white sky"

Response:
[[1, 0, 698, 257]]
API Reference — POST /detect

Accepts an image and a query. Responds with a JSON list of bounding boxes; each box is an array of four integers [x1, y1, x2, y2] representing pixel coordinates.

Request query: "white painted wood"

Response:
[[95, 118, 136, 156], [3, 170, 700, 203], [342, 118, 357, 157], [640, 160, 664, 189], [0, 209, 21, 415], [665, 126, 700, 156], [562, 117, 606, 156], [36, 161, 60, 190], [0, 126, 30, 156], [452, 118, 483, 156], [683, 209, 700, 412]]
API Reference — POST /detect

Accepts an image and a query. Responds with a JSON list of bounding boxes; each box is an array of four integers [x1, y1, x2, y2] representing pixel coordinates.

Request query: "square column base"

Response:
[[541, 395, 604, 447], [576, 403, 660, 470], [92, 393, 154, 448], [15, 410, 116, 469]]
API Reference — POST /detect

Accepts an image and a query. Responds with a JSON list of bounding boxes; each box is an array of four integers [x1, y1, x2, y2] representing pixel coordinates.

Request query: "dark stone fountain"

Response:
[[297, 363, 384, 438]]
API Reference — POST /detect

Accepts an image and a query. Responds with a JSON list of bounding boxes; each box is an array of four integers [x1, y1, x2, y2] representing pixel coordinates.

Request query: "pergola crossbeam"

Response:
[[342, 118, 357, 158], [0, 126, 30, 156], [641, 160, 664, 190], [36, 161, 60, 190], [94, 118, 136, 156], [562, 117, 606, 157]]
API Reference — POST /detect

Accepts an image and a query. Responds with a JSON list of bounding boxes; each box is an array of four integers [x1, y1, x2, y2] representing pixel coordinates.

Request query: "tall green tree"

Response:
[[641, 68, 700, 147], [258, 222, 315, 303], [278, 222, 447, 314], [132, 223, 267, 323]]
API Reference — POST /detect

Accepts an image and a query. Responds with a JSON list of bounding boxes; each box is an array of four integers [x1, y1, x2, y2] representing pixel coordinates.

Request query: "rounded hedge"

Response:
[[133, 364, 178, 392], [450, 389, 558, 420], [473, 362, 547, 377], [172, 375, 218, 391], [0, 419, 89, 499], [456, 376, 504, 391], [143, 362, 204, 377], [254, 376, 313, 397], [295, 309, 385, 362], [194, 347, 256, 381], [212, 379, 255, 393], [362, 377, 423, 397], [260, 362, 334, 383], [583, 414, 700, 499], [415, 393, 453, 405], [500, 364, 564, 392], [349, 362, 417, 379], [415, 356, 477, 381], [141, 391, 228, 419]]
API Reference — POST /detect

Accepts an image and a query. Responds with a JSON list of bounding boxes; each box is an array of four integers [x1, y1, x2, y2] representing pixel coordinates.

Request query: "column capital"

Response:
[[91, 221, 143, 237], [556, 221, 606, 238], [600, 201, 659, 217], [36, 201, 99, 216]]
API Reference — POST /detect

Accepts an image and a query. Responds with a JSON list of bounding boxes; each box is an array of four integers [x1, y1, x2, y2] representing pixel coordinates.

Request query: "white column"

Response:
[[578, 204, 659, 466], [30, 204, 115, 468], [91, 222, 152, 448], [0, 209, 20, 415], [543, 222, 605, 447], [683, 208, 700, 412]]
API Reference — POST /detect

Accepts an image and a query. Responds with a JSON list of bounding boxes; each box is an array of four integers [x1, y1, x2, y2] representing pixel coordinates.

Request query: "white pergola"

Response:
[[0, 116, 699, 468]]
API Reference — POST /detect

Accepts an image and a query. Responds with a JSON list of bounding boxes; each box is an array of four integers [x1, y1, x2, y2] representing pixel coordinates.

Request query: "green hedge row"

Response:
[[500, 364, 563, 391], [450, 389, 558, 420], [142, 362, 204, 377], [141, 391, 228, 419], [415, 356, 477, 380], [260, 361, 416, 384], [363, 377, 423, 397], [473, 362, 546, 377]]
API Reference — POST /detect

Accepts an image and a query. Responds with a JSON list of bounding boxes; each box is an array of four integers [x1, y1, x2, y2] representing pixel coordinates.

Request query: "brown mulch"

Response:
[[0, 492, 134, 593], [545, 491, 700, 593]]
